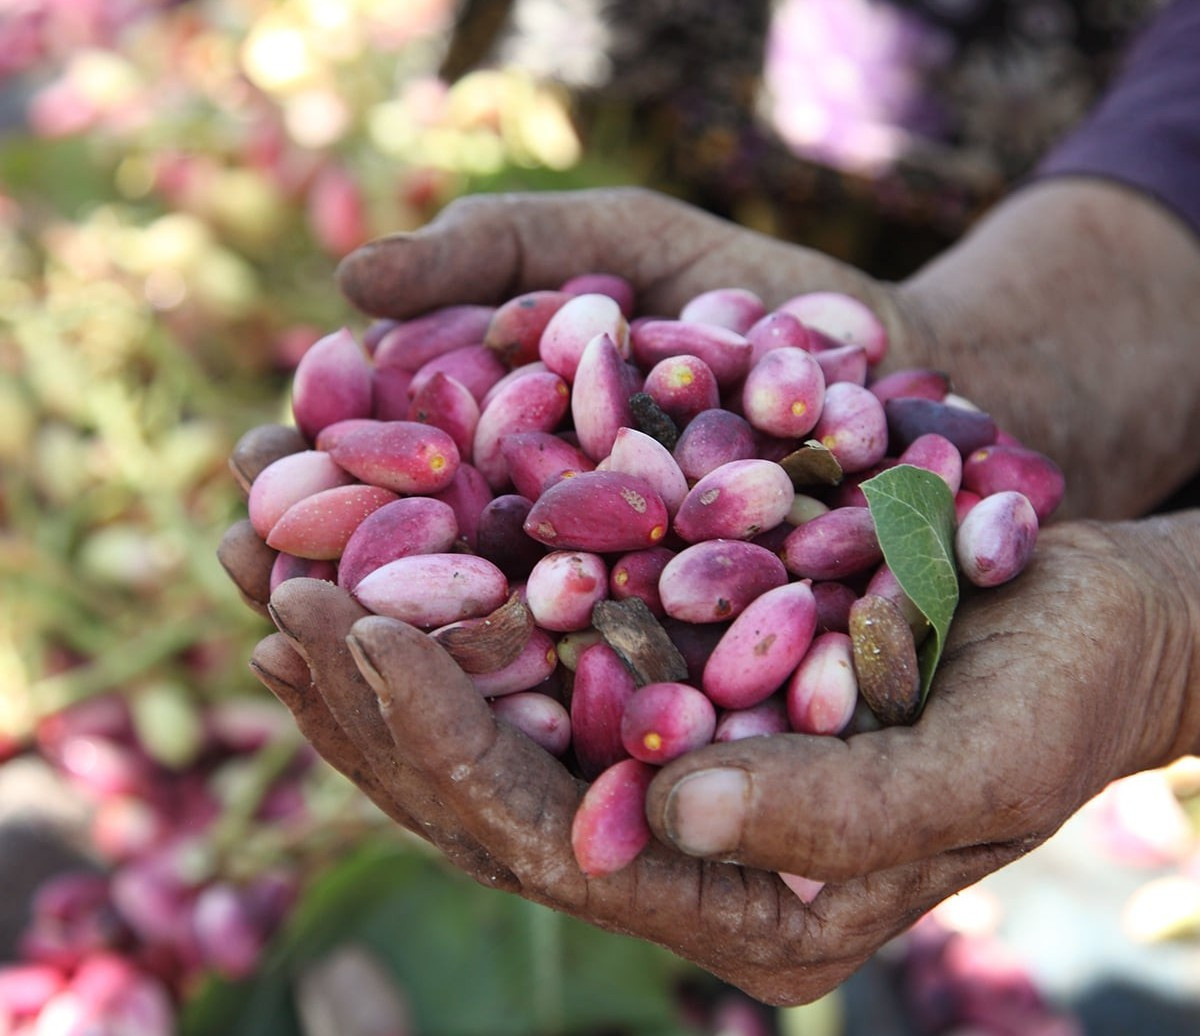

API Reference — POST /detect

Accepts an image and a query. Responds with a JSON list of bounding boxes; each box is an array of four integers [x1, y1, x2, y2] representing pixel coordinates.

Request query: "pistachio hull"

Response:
[[372, 304, 494, 372], [849, 594, 921, 726], [473, 371, 571, 489], [606, 428, 689, 518], [673, 459, 795, 543], [248, 450, 355, 539], [266, 484, 399, 560], [337, 496, 461, 591], [571, 642, 637, 779], [538, 293, 629, 383], [326, 421, 460, 495], [484, 290, 572, 368], [955, 489, 1039, 587], [291, 328, 374, 442], [672, 409, 756, 481], [702, 580, 818, 709], [962, 443, 1065, 522], [525, 550, 608, 632], [523, 471, 669, 553], [490, 692, 571, 756], [659, 540, 788, 623], [620, 681, 716, 764], [741, 347, 825, 439], [352, 553, 509, 629], [570, 758, 656, 878], [783, 506, 882, 581], [631, 319, 752, 388], [786, 631, 858, 736], [679, 287, 766, 334], [642, 354, 721, 427], [469, 628, 558, 697], [778, 291, 888, 365]]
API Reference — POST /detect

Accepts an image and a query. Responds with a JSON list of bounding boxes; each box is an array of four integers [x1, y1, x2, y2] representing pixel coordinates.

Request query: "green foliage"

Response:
[[0, 5, 697, 1026], [183, 838, 700, 1036]]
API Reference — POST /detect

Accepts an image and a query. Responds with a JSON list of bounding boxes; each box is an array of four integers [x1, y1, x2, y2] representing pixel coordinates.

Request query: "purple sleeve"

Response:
[[1035, 0, 1200, 237]]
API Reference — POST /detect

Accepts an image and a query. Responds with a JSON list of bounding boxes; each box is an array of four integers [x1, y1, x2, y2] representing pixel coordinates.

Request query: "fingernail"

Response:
[[663, 767, 749, 857], [227, 456, 252, 494], [266, 602, 295, 641], [334, 251, 369, 297], [248, 658, 298, 696], [345, 634, 391, 707]]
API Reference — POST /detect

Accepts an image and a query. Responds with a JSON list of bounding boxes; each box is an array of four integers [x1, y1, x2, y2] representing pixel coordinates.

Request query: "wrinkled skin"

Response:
[[219, 186, 1200, 1005]]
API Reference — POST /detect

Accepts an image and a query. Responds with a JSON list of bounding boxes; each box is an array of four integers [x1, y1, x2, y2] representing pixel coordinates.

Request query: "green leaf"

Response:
[[861, 464, 959, 706]]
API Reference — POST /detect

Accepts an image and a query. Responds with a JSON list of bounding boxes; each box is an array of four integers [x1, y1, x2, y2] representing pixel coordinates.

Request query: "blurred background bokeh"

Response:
[[0, 0, 1197, 1033]]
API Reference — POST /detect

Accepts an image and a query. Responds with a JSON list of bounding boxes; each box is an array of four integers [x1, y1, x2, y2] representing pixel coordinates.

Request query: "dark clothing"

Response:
[[1036, 0, 1200, 238]]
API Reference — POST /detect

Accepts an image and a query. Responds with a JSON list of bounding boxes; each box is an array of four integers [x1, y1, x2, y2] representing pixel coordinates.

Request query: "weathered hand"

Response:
[[221, 469, 1200, 1005], [219, 426, 519, 893], [218, 182, 1200, 1004]]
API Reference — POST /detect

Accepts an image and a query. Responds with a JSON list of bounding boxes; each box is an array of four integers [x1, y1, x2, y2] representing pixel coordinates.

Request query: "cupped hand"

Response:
[[217, 185, 1200, 1002], [222, 465, 1200, 1005]]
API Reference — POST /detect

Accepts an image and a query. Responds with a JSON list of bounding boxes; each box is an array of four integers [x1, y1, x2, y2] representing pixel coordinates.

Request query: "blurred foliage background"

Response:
[[0, 1, 1197, 1033]]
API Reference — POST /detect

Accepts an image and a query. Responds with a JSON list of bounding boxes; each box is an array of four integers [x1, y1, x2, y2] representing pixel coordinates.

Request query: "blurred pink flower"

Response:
[[27, 75, 98, 137], [903, 916, 1084, 1036], [0, 1, 49, 77], [40, 952, 174, 1036], [307, 162, 369, 258], [764, 0, 952, 175], [0, 0, 172, 81], [1083, 770, 1193, 868]]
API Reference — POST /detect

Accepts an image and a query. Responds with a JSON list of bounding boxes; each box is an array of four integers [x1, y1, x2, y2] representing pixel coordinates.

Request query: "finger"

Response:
[[336, 188, 884, 320], [348, 617, 795, 953], [250, 632, 424, 831], [230, 423, 308, 494], [267, 580, 518, 891], [217, 519, 275, 615], [336, 188, 705, 317], [345, 614, 589, 900], [644, 721, 1057, 884], [267, 580, 389, 773]]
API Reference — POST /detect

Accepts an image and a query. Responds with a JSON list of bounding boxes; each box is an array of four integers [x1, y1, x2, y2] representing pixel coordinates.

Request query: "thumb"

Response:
[[642, 528, 1156, 879], [643, 730, 938, 881], [643, 684, 1063, 882]]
